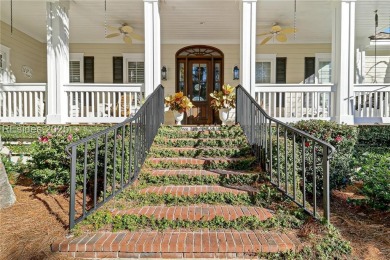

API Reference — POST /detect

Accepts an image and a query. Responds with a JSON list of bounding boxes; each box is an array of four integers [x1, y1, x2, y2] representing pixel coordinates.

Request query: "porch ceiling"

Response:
[[0, 0, 389, 46]]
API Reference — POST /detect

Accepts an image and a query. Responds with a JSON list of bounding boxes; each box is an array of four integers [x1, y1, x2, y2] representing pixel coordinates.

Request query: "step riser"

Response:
[[113, 206, 273, 221], [53, 231, 302, 257], [149, 148, 252, 158], [153, 138, 249, 148]]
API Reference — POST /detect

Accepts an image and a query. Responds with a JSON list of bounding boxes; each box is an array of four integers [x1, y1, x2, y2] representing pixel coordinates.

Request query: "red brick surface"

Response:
[[139, 185, 248, 196], [53, 230, 301, 256], [112, 205, 272, 221]]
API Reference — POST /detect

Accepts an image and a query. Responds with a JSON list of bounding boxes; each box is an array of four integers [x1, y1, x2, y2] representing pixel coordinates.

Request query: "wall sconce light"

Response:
[[161, 65, 167, 81], [233, 65, 239, 80]]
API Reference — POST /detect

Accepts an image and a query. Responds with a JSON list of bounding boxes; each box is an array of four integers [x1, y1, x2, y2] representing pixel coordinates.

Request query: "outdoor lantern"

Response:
[[161, 66, 167, 81], [233, 65, 239, 80]]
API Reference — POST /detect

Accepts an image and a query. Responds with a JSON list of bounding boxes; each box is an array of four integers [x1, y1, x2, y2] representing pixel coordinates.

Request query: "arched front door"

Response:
[[176, 45, 224, 125]]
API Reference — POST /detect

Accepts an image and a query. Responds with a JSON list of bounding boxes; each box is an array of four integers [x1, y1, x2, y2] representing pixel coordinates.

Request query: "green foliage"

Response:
[[0, 124, 107, 141], [157, 125, 243, 139], [314, 225, 352, 259], [354, 151, 390, 210], [144, 157, 256, 171], [138, 172, 220, 186], [258, 225, 351, 259], [153, 136, 249, 148], [27, 129, 82, 189], [357, 125, 390, 146], [149, 146, 252, 158], [117, 189, 253, 207], [81, 209, 304, 232], [292, 120, 358, 190]]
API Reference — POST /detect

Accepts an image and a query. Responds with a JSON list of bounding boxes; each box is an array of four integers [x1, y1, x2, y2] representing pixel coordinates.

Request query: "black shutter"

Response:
[[113, 56, 123, 83], [276, 57, 287, 83], [84, 56, 94, 83], [276, 57, 286, 107], [304, 57, 315, 84]]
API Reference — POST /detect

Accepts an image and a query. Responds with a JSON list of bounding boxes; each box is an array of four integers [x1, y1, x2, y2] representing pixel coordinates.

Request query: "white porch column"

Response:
[[144, 0, 161, 98], [332, 0, 355, 124], [240, 0, 257, 96], [46, 0, 69, 124]]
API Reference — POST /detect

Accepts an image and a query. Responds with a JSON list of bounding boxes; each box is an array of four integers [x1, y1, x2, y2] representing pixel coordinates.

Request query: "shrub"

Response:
[[354, 151, 390, 210], [357, 125, 390, 147], [28, 129, 83, 190], [292, 120, 358, 190]]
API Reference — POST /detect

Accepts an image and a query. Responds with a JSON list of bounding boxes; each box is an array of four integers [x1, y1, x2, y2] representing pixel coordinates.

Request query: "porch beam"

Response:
[[46, 0, 70, 124], [240, 0, 257, 96], [144, 0, 161, 98], [332, 0, 356, 124]]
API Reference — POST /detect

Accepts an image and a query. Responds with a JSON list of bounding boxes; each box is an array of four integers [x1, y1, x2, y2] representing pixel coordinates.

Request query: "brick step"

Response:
[[149, 169, 220, 177], [158, 125, 244, 139], [139, 185, 248, 196], [149, 147, 252, 158], [148, 169, 256, 177], [112, 205, 273, 221], [145, 157, 256, 169], [152, 137, 249, 148], [52, 230, 302, 258]]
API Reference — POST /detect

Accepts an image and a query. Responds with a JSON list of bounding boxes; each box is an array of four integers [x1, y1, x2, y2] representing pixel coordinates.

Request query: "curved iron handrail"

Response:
[[66, 85, 164, 229], [236, 84, 335, 223]]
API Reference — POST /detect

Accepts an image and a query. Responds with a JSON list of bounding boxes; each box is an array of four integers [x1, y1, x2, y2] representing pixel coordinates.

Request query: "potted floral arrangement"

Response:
[[164, 92, 194, 125], [210, 84, 236, 125]]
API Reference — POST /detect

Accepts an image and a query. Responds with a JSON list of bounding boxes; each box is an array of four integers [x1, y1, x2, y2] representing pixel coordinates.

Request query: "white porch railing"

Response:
[[0, 83, 46, 123], [354, 84, 390, 124], [254, 84, 336, 123], [63, 84, 143, 123]]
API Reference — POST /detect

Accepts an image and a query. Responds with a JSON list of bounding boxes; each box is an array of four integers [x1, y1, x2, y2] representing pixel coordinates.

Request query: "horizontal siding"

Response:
[[257, 43, 332, 83], [0, 21, 46, 83], [70, 43, 144, 83]]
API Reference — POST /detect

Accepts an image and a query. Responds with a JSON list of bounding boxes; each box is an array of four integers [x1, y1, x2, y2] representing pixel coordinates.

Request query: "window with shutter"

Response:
[[318, 61, 332, 83], [128, 61, 144, 83], [255, 62, 272, 83]]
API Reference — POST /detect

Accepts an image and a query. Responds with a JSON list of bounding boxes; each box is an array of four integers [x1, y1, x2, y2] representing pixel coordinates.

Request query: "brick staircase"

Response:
[[52, 125, 302, 258]]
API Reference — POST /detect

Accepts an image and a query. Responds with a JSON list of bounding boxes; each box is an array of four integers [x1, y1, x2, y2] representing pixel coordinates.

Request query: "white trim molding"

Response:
[[315, 53, 332, 84], [256, 54, 276, 84], [0, 44, 13, 83]]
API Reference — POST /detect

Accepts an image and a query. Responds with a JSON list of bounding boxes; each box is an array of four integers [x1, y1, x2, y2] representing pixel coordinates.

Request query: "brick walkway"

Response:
[[112, 205, 273, 221], [52, 230, 302, 258]]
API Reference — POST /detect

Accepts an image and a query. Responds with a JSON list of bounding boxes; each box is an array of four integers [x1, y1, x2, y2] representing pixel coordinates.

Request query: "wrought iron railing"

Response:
[[66, 85, 164, 229], [236, 85, 335, 223]]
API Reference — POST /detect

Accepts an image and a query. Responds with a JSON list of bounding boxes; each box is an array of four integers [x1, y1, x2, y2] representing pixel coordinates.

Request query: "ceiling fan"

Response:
[[105, 23, 144, 44], [257, 23, 296, 45]]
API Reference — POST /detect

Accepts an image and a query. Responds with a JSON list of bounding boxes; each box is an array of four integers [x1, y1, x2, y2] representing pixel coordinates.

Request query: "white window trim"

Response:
[[123, 53, 144, 84], [70, 53, 84, 83], [315, 53, 331, 84], [256, 54, 276, 84], [0, 44, 11, 83]]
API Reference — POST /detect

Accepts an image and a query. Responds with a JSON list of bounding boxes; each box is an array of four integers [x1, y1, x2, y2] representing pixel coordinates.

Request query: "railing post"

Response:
[[322, 146, 330, 224], [69, 146, 77, 229]]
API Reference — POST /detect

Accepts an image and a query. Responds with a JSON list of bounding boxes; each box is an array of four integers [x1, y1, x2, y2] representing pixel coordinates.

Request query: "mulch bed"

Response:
[[331, 187, 390, 260], [0, 182, 389, 260]]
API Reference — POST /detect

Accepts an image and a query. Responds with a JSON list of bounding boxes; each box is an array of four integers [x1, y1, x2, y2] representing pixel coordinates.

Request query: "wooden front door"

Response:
[[187, 60, 213, 124]]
